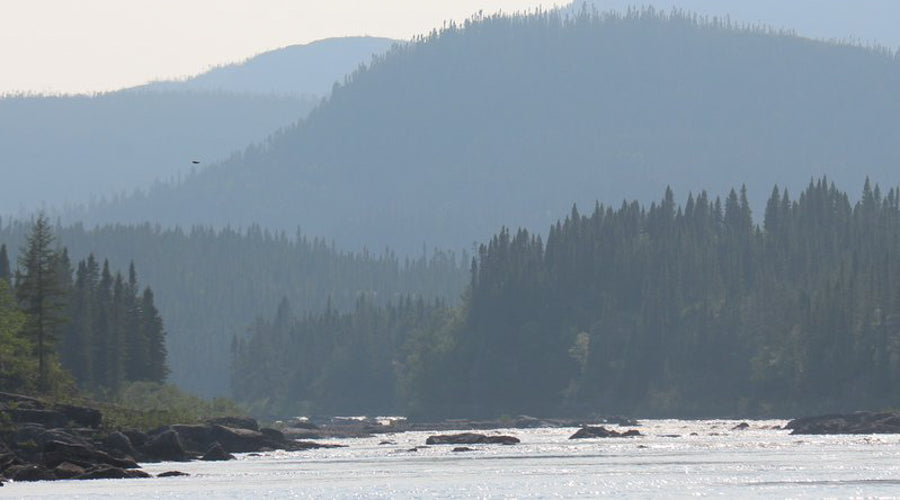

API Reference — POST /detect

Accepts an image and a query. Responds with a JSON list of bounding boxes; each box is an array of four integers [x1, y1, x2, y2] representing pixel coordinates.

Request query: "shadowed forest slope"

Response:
[[84, 10, 900, 253]]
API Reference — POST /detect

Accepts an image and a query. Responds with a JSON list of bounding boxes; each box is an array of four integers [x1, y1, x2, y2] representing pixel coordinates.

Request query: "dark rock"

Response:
[[76, 465, 150, 480], [661, 434, 681, 438], [569, 426, 642, 439], [787, 411, 900, 435], [260, 427, 286, 442], [11, 409, 69, 429], [139, 429, 188, 461], [210, 425, 282, 453], [53, 404, 102, 429], [425, 433, 520, 445], [452, 447, 474, 452], [52, 461, 86, 479], [42, 439, 139, 470], [158, 470, 189, 477], [170, 424, 213, 454], [732, 422, 750, 431], [121, 429, 149, 448], [200, 442, 235, 461], [0, 442, 21, 473], [103, 431, 140, 460], [8, 464, 56, 482], [205, 416, 259, 432], [378, 440, 395, 445]]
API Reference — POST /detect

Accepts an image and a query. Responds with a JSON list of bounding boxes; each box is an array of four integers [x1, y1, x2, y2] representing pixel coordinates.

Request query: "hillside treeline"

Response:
[[233, 179, 900, 418], [0, 223, 468, 397], [87, 9, 900, 252]]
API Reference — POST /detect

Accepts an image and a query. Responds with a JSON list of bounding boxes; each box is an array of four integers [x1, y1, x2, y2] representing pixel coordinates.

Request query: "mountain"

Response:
[[81, 10, 900, 254], [567, 0, 900, 49], [134, 37, 398, 97], [0, 37, 397, 217]]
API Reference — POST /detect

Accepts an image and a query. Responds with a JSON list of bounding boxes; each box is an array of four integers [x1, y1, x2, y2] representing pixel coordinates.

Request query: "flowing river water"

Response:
[[5, 419, 900, 498]]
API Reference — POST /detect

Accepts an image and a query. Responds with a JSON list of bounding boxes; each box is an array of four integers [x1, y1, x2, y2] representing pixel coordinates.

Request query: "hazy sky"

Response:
[[0, 0, 553, 95]]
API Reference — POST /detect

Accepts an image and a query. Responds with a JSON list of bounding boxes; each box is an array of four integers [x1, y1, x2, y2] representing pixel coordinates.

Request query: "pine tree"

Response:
[[15, 214, 67, 392]]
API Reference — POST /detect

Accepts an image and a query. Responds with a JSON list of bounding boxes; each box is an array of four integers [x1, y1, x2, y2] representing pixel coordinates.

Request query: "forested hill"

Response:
[[233, 179, 900, 418], [83, 9, 900, 254], [0, 222, 467, 397]]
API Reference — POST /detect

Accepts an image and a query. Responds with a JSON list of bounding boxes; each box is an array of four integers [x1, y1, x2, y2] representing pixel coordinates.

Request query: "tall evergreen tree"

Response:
[[15, 214, 67, 392], [0, 244, 10, 285]]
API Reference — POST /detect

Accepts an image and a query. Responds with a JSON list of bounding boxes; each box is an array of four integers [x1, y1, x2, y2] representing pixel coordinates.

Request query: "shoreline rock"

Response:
[[0, 391, 342, 483]]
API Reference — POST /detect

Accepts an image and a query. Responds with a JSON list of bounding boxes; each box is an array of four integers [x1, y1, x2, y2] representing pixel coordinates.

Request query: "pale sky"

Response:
[[0, 0, 555, 95]]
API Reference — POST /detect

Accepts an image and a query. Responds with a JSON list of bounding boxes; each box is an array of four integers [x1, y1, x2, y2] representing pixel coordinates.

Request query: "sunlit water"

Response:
[[6, 420, 900, 498]]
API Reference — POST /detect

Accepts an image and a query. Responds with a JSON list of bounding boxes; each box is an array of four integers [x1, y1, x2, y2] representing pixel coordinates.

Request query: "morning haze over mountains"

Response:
[[3, 1, 900, 410]]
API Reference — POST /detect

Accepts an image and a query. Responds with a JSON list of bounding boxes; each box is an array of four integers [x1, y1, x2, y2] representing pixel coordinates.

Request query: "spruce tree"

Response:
[[140, 287, 169, 383], [15, 214, 67, 392]]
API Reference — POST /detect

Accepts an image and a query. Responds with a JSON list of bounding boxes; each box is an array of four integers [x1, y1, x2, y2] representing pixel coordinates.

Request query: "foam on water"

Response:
[[6, 419, 900, 498]]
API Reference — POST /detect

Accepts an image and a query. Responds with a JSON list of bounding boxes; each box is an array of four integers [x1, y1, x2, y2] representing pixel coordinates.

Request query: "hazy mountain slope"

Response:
[[568, 0, 900, 49], [84, 10, 900, 253], [1, 37, 398, 217], [135, 36, 398, 96], [0, 91, 312, 216]]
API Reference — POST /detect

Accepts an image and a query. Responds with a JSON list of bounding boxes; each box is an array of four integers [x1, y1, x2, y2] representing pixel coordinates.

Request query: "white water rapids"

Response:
[[5, 419, 900, 498]]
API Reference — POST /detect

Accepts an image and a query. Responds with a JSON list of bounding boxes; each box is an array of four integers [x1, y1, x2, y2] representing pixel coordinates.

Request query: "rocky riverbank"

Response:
[[0, 392, 339, 483]]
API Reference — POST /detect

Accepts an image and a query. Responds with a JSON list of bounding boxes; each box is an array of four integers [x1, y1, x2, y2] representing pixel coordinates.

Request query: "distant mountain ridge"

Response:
[[133, 36, 398, 97], [567, 0, 900, 49], [0, 36, 397, 217], [80, 10, 900, 253]]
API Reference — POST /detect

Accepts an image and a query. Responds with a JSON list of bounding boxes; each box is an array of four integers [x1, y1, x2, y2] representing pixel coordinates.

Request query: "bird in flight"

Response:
[[192, 160, 200, 164]]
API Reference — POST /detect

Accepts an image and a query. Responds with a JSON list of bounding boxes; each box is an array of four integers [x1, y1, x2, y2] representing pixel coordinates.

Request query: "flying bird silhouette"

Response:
[[192, 160, 200, 164]]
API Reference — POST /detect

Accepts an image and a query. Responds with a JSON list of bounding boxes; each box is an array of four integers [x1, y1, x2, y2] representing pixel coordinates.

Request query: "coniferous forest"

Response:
[[233, 180, 900, 419], [0, 216, 166, 396], [0, 223, 468, 396]]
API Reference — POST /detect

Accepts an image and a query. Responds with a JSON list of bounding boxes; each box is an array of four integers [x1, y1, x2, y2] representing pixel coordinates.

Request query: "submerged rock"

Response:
[[425, 433, 519, 445], [158, 470, 190, 478], [568, 426, 642, 439], [200, 442, 235, 461]]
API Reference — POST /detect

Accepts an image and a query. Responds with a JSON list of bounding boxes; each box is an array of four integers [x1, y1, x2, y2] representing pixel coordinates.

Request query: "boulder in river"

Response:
[[569, 426, 642, 439], [139, 429, 188, 462], [200, 442, 235, 461], [425, 433, 520, 445]]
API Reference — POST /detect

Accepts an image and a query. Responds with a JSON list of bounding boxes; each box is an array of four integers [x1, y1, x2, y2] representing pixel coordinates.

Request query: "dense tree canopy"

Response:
[[233, 179, 900, 419]]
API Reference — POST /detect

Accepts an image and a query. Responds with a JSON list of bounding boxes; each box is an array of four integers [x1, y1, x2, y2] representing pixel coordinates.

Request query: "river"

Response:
[[5, 419, 900, 498]]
